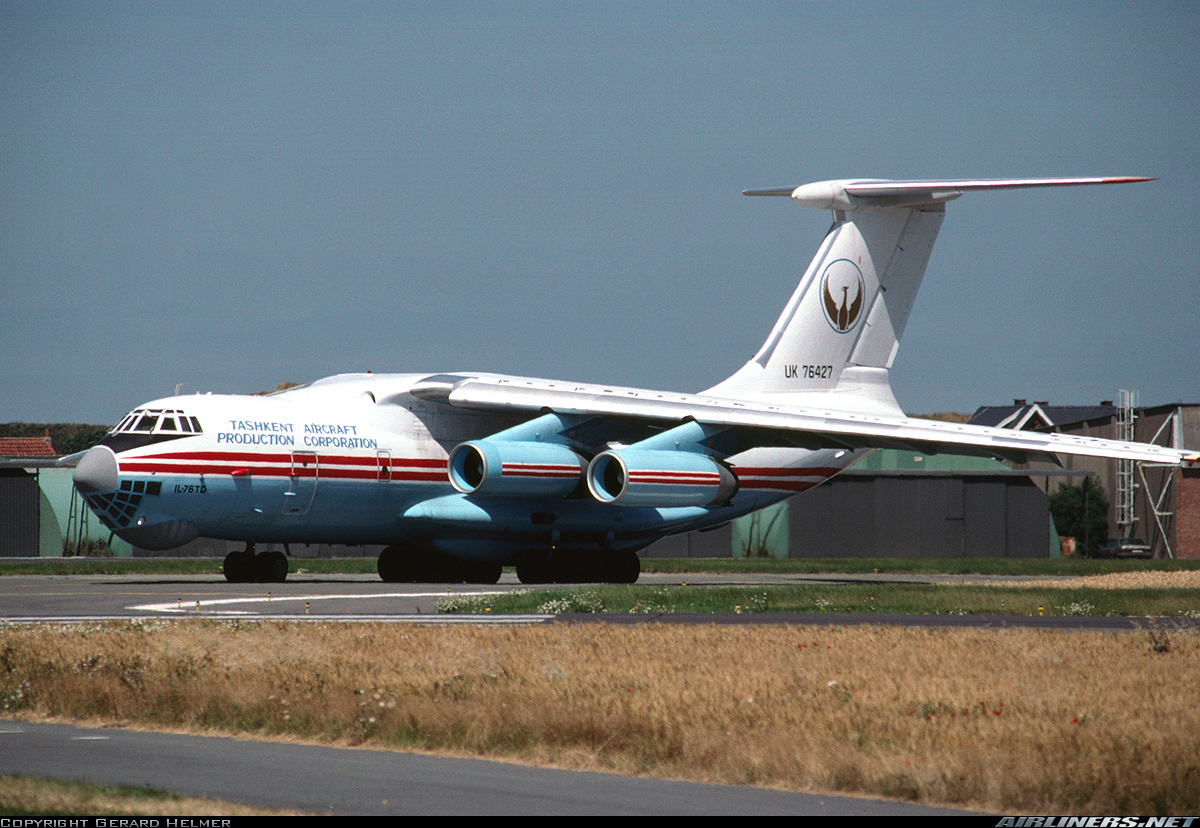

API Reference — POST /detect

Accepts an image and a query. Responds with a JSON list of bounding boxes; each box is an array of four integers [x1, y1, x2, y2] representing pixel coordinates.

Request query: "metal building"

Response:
[[0, 436, 61, 557], [969, 399, 1200, 558], [646, 450, 1056, 559]]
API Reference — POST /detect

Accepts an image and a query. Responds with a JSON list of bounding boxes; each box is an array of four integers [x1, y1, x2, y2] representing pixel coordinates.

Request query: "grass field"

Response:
[[2, 619, 1197, 814], [3, 556, 1200, 814], [438, 573, 1200, 618], [0, 775, 303, 817]]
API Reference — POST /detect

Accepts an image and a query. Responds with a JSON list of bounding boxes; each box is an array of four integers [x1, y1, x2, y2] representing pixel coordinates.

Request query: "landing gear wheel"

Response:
[[550, 553, 588, 584], [605, 549, 641, 584], [464, 561, 503, 585], [377, 545, 415, 583], [258, 550, 288, 583], [223, 549, 255, 583], [516, 550, 552, 584], [378, 545, 440, 582], [224, 544, 288, 584]]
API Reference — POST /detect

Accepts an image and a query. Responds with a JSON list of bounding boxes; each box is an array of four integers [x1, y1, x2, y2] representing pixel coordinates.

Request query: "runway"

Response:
[[0, 720, 974, 815], [1, 570, 1193, 632]]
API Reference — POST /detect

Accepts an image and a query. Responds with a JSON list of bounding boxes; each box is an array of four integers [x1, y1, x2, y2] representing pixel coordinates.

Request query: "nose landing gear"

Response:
[[223, 543, 289, 583]]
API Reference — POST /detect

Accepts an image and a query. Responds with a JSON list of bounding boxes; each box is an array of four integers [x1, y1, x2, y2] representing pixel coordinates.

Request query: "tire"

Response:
[[258, 550, 289, 583], [223, 550, 253, 583], [465, 561, 503, 585], [377, 545, 413, 583], [516, 550, 551, 584], [607, 549, 641, 584]]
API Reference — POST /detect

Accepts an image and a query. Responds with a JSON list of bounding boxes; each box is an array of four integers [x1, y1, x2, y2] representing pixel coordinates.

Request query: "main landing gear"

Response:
[[377, 544, 502, 584], [223, 543, 288, 584], [515, 548, 640, 584]]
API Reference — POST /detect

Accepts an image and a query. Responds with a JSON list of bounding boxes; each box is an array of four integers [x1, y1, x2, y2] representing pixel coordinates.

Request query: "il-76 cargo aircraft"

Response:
[[72, 176, 1195, 583]]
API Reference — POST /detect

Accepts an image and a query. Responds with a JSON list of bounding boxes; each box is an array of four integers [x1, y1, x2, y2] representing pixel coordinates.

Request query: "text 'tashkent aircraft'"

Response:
[[72, 177, 1194, 583]]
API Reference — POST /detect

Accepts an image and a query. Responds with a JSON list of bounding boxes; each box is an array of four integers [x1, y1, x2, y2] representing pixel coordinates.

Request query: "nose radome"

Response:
[[73, 445, 119, 494]]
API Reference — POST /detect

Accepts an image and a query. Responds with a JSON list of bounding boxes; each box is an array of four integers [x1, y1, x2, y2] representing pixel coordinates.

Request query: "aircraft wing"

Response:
[[410, 374, 1194, 466]]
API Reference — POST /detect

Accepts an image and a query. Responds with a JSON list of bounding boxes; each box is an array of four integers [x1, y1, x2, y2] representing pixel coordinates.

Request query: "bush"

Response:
[[1049, 478, 1109, 556]]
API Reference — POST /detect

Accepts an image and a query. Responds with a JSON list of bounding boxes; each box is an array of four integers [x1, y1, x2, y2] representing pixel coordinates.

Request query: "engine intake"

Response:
[[587, 449, 738, 507], [448, 441, 585, 497]]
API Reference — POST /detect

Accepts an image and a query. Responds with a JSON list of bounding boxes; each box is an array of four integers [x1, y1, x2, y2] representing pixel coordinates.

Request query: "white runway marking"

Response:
[[128, 591, 508, 614], [2, 614, 551, 625]]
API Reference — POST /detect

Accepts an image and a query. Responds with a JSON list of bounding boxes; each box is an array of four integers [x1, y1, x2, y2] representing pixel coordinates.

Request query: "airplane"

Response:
[[71, 176, 1196, 584]]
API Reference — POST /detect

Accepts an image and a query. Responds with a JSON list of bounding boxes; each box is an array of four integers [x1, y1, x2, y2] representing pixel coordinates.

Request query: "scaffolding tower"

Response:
[[1116, 389, 1138, 537]]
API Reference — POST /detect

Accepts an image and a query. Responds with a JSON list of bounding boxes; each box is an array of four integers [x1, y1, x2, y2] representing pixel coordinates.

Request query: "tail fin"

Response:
[[704, 177, 1151, 414]]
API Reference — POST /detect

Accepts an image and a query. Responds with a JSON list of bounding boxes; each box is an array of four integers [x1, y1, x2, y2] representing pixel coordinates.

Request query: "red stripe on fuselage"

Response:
[[118, 450, 448, 483], [130, 450, 445, 468]]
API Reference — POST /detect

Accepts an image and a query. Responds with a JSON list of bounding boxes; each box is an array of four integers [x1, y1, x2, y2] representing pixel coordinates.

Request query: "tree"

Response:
[[1048, 477, 1109, 556], [0, 423, 110, 455]]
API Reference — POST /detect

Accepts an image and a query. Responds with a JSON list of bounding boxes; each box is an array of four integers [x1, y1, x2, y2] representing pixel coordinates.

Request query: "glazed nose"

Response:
[[73, 445, 119, 494]]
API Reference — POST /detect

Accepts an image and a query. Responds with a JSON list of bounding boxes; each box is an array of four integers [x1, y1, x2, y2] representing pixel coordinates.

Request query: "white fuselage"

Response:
[[76, 372, 862, 560]]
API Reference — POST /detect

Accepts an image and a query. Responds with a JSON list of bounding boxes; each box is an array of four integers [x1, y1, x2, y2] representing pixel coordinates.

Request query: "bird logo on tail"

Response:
[[820, 259, 864, 333]]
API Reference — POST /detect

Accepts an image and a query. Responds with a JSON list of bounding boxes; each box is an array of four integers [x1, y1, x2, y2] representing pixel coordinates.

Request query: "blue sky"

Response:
[[3, 1, 1197, 424]]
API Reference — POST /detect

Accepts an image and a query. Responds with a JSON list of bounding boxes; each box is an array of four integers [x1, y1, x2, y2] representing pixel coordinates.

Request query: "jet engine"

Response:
[[448, 440, 585, 497], [586, 449, 738, 507]]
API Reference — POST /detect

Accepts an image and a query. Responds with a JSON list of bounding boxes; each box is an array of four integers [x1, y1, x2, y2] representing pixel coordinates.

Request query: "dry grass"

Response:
[[2, 620, 1198, 814], [1000, 570, 1200, 590], [0, 774, 308, 816]]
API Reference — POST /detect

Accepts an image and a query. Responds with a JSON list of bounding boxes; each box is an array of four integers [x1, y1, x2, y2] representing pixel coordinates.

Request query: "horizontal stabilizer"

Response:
[[744, 176, 1153, 211]]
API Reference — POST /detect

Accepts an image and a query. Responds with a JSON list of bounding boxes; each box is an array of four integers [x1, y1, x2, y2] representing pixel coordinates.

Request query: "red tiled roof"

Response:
[[0, 436, 56, 457]]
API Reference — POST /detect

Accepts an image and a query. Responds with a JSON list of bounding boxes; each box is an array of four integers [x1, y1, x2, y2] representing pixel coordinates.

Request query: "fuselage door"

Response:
[[284, 451, 318, 514], [377, 450, 392, 482]]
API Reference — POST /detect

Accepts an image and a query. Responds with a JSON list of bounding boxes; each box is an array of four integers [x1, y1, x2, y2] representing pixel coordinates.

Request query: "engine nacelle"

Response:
[[448, 440, 585, 497], [587, 449, 738, 507]]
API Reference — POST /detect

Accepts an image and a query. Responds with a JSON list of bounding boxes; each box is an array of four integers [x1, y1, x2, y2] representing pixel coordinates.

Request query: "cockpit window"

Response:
[[112, 409, 203, 436], [101, 408, 204, 453]]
